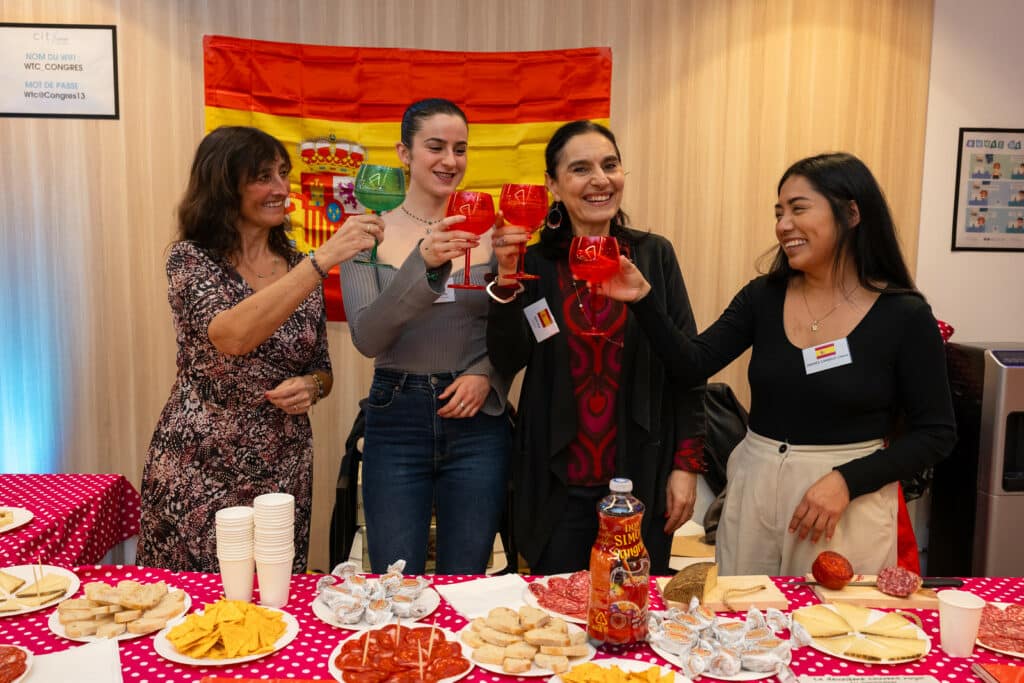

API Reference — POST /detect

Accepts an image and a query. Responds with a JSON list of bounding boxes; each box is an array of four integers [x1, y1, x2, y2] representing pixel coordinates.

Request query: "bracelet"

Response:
[[309, 373, 324, 403], [309, 253, 329, 279], [485, 279, 525, 304]]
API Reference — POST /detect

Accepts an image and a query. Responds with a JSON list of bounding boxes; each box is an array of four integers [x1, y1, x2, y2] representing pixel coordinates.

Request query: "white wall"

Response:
[[916, 0, 1024, 343]]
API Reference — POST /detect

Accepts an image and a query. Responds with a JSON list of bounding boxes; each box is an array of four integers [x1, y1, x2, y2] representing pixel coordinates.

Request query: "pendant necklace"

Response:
[[801, 284, 843, 332], [401, 204, 440, 232]]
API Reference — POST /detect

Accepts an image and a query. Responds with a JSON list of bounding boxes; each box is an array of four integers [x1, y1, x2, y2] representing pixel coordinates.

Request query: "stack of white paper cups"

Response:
[[215, 506, 255, 602], [253, 492, 295, 607]]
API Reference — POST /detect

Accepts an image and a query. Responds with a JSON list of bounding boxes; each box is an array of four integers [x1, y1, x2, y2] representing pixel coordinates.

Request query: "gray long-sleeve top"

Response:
[[340, 246, 510, 415]]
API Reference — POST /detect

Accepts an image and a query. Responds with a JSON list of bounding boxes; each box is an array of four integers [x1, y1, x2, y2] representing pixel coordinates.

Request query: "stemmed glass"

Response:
[[568, 235, 621, 336], [353, 164, 406, 267], [445, 190, 496, 290], [499, 183, 548, 280]]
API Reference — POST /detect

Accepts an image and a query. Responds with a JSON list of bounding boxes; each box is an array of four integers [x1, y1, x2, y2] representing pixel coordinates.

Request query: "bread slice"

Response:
[[539, 643, 590, 657], [472, 644, 506, 665], [58, 599, 99, 612], [126, 617, 168, 634], [85, 582, 121, 604], [114, 609, 142, 623], [96, 621, 127, 639], [505, 641, 538, 660], [477, 624, 523, 647], [144, 591, 185, 620], [525, 627, 570, 647], [534, 653, 570, 673], [460, 629, 485, 648], [502, 657, 532, 674], [120, 581, 167, 610], [65, 620, 101, 638], [569, 629, 588, 645], [59, 609, 96, 624], [486, 606, 525, 635], [548, 617, 569, 633], [518, 605, 550, 630], [0, 570, 25, 594], [793, 605, 852, 638]]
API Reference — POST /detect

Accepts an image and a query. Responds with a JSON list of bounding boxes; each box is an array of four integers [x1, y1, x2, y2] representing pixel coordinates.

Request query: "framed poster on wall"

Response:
[[0, 22, 119, 119], [952, 128, 1024, 252]]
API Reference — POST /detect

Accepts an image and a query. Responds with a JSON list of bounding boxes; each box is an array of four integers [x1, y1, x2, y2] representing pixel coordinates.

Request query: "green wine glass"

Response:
[[353, 163, 405, 266]]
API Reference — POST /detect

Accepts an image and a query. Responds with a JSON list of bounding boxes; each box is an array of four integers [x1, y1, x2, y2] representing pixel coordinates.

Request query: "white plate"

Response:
[[152, 605, 299, 666], [0, 508, 34, 534], [523, 573, 589, 625], [47, 587, 192, 642], [647, 614, 780, 682], [311, 586, 441, 631], [976, 601, 1024, 659], [548, 657, 691, 683], [327, 625, 472, 683], [0, 565, 80, 618], [0, 644, 33, 683], [800, 604, 931, 664], [462, 620, 596, 677]]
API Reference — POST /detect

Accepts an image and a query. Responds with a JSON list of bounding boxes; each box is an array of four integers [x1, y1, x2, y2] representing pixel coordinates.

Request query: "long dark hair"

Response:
[[177, 126, 294, 260], [539, 120, 633, 257], [765, 152, 917, 295]]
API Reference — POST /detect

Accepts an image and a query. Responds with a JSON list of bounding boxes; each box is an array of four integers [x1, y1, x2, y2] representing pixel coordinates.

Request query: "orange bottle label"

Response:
[[587, 512, 650, 645]]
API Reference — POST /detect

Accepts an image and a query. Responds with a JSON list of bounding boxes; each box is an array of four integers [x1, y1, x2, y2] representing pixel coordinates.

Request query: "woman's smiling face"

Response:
[[546, 131, 625, 235]]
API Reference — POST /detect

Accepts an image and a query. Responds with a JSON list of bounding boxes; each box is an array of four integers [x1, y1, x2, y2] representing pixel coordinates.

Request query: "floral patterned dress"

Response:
[[137, 241, 330, 573]]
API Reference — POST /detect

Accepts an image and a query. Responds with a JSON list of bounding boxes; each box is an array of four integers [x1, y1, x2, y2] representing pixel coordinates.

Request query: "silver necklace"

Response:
[[400, 204, 441, 227], [238, 256, 280, 279], [801, 285, 843, 332]]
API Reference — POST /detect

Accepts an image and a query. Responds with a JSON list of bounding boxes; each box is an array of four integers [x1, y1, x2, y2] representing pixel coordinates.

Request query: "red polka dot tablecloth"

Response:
[[0, 567, 1021, 682], [0, 474, 141, 566]]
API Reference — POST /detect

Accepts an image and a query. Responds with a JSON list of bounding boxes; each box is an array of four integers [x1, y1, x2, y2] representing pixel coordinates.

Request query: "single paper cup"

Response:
[[256, 557, 293, 608], [938, 589, 985, 657], [218, 555, 255, 602]]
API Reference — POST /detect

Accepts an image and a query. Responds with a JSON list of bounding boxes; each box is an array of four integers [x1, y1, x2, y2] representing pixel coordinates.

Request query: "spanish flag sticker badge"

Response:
[[524, 298, 560, 342], [802, 337, 852, 375]]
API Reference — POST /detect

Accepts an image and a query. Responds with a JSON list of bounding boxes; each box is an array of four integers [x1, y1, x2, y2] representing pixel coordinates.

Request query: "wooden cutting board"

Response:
[[801, 574, 939, 609], [656, 575, 789, 613]]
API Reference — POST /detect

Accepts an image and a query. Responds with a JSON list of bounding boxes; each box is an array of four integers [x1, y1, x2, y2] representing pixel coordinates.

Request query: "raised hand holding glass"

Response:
[[353, 164, 405, 267], [445, 191, 495, 290], [499, 183, 548, 280], [568, 235, 621, 336]]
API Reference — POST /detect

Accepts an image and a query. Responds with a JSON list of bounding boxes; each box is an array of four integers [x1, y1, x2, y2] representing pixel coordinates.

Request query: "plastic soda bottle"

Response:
[[586, 477, 650, 646]]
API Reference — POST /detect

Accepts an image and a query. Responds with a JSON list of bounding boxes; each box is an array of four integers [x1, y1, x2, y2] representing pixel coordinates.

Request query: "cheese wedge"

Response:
[[0, 510, 13, 528], [833, 603, 873, 633], [862, 634, 928, 660], [0, 569, 25, 594], [814, 635, 857, 656], [860, 612, 919, 639], [793, 605, 852, 638], [16, 573, 71, 600]]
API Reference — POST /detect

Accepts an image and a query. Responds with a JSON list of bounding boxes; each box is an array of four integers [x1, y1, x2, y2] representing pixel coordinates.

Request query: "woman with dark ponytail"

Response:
[[487, 120, 707, 574]]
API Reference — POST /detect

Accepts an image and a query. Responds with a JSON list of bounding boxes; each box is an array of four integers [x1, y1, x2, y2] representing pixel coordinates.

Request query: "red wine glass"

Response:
[[499, 183, 548, 280], [568, 235, 621, 336], [445, 190, 495, 290]]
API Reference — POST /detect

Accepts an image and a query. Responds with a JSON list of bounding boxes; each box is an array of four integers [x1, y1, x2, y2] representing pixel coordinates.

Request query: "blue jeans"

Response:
[[362, 369, 510, 574]]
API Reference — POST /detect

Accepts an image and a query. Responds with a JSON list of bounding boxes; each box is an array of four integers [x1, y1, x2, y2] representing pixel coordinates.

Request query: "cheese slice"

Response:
[[863, 634, 928, 660], [0, 569, 26, 594], [814, 635, 857, 656], [860, 612, 919, 639], [17, 573, 71, 599], [834, 603, 873, 633], [0, 510, 13, 528], [793, 605, 853, 638]]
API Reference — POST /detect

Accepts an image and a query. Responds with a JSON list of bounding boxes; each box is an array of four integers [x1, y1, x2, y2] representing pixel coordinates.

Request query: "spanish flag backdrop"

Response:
[[203, 35, 612, 320]]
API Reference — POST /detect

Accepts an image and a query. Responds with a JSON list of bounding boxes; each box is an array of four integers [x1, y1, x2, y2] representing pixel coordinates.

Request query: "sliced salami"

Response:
[[875, 566, 922, 598]]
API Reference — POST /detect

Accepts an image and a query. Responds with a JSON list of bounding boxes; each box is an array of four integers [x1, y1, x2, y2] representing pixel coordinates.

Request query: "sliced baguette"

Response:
[[472, 644, 506, 665], [534, 653, 570, 673], [502, 657, 532, 674], [539, 643, 590, 657]]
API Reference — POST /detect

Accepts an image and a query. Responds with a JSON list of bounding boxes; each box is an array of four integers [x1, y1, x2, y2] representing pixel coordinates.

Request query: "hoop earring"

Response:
[[546, 203, 563, 229]]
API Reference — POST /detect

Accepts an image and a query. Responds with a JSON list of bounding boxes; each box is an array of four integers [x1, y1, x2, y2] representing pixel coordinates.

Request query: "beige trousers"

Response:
[[716, 430, 898, 577]]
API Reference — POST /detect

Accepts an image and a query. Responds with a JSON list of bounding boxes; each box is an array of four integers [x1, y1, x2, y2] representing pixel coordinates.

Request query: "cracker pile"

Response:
[[460, 605, 589, 674], [57, 580, 186, 638]]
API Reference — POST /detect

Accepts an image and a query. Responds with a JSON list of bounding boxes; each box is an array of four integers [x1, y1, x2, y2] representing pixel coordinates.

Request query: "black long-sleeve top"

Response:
[[629, 275, 956, 499]]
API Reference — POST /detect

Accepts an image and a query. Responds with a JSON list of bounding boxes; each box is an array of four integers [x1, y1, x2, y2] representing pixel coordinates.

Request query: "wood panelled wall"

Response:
[[0, 0, 934, 571]]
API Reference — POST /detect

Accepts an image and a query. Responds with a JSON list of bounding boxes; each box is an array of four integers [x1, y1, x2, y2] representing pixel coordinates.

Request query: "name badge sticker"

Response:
[[802, 337, 853, 375], [524, 297, 560, 342], [433, 277, 456, 304]]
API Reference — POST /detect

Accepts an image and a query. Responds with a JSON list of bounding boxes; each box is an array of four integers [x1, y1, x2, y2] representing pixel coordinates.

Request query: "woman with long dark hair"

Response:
[[604, 152, 955, 576], [341, 99, 512, 574], [487, 120, 707, 575], [138, 126, 382, 572]]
